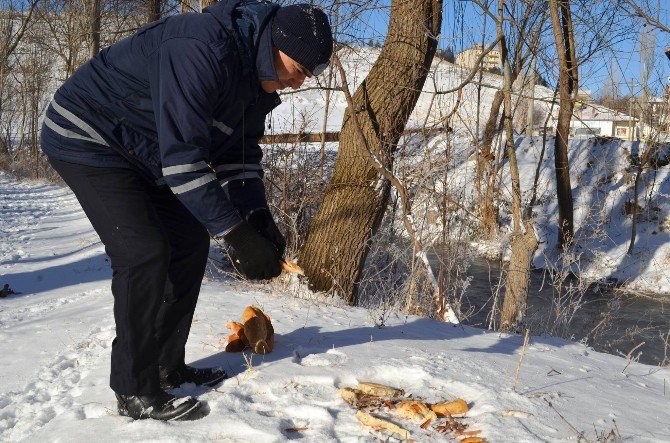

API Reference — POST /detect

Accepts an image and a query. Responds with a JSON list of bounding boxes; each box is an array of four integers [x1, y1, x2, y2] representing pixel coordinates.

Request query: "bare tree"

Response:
[[548, 0, 577, 249], [492, 0, 538, 332], [473, 0, 547, 239], [0, 0, 39, 155], [40, 0, 91, 79], [299, 0, 442, 304]]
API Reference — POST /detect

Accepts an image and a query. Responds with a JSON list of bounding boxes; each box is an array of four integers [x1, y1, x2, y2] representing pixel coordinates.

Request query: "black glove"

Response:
[[247, 209, 286, 259], [224, 221, 282, 280]]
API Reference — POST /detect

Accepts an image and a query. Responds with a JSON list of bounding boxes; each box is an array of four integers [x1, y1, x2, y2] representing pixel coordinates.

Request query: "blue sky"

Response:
[[338, 1, 670, 98]]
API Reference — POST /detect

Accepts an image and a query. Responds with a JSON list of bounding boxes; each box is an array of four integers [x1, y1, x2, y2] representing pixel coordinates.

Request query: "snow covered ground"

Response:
[[1, 173, 669, 441]]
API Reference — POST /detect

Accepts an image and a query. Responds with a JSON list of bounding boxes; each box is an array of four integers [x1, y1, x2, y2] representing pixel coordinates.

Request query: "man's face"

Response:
[[260, 48, 311, 93]]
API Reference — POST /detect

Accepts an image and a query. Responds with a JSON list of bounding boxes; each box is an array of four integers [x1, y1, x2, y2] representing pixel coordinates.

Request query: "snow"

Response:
[[1, 172, 669, 441]]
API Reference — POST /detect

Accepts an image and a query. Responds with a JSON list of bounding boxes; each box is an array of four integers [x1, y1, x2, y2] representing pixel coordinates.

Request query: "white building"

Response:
[[569, 103, 639, 140]]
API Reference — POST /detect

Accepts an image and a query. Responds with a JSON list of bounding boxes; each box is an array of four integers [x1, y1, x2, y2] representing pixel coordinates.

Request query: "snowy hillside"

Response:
[[1, 173, 669, 441], [401, 132, 670, 294]]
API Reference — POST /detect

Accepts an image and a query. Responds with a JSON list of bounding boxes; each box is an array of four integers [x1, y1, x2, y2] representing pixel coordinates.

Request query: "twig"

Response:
[[543, 398, 582, 438], [622, 341, 645, 374], [512, 328, 531, 391]]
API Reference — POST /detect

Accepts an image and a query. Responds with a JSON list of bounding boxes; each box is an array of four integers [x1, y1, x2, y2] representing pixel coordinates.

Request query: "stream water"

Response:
[[450, 257, 669, 366]]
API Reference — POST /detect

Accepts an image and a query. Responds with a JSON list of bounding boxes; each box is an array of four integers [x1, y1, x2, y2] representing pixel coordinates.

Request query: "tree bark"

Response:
[[500, 223, 538, 332], [200, 0, 217, 12], [299, 0, 442, 304], [549, 0, 577, 248], [147, 0, 161, 23], [90, 0, 101, 57]]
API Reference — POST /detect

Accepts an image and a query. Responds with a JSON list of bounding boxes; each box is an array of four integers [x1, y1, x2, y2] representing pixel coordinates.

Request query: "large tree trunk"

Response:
[[500, 223, 538, 331], [549, 0, 577, 248], [299, 0, 442, 304]]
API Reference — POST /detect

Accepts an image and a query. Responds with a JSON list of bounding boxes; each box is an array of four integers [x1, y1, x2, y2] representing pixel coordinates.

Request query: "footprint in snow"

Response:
[[294, 349, 348, 367]]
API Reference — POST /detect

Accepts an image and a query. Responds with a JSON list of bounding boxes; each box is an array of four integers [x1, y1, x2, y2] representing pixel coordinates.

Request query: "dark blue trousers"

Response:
[[49, 158, 211, 395]]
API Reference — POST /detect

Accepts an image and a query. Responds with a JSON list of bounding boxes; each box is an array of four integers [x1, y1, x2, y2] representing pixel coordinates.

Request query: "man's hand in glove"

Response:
[[247, 209, 286, 258], [224, 221, 282, 280]]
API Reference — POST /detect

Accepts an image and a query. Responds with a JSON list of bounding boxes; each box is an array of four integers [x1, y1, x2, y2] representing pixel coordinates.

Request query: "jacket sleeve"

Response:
[[213, 94, 276, 221], [152, 37, 243, 236]]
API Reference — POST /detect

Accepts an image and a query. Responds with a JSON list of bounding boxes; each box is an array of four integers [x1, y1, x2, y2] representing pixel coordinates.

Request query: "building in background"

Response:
[[455, 44, 501, 72], [576, 89, 591, 104], [569, 103, 639, 140]]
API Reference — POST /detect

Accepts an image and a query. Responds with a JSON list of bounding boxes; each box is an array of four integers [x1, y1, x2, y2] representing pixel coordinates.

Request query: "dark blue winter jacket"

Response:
[[40, 0, 282, 237]]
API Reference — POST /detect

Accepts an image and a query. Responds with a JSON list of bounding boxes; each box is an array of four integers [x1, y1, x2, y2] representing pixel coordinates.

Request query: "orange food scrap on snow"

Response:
[[394, 400, 437, 423], [431, 398, 469, 416], [224, 305, 274, 354]]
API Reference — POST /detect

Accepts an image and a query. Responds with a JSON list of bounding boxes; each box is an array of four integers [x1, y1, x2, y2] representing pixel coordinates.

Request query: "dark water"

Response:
[[451, 257, 669, 366]]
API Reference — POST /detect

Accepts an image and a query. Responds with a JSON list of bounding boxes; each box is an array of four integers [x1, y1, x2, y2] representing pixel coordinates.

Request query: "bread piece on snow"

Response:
[[394, 400, 437, 423], [357, 381, 404, 398], [431, 398, 469, 416], [356, 411, 409, 439]]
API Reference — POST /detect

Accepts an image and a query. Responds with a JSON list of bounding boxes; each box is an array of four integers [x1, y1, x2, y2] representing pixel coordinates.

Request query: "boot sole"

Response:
[[170, 400, 205, 421], [118, 400, 205, 421], [203, 374, 228, 387]]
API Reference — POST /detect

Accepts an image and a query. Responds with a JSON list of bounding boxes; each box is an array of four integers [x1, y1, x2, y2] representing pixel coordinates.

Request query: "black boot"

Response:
[[159, 364, 228, 390], [116, 390, 205, 421]]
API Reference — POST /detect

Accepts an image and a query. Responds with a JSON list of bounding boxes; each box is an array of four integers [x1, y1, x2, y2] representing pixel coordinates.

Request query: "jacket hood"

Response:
[[204, 0, 279, 79]]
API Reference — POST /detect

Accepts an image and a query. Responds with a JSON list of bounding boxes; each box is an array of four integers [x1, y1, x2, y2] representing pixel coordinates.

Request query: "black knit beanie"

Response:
[[271, 4, 333, 75]]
